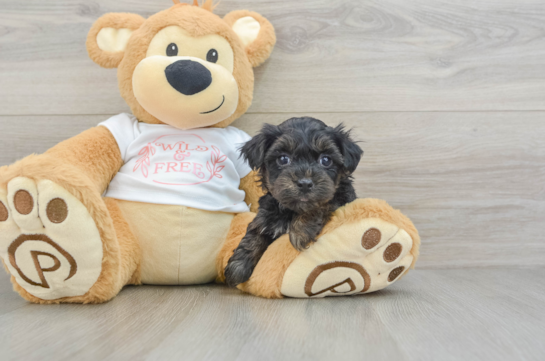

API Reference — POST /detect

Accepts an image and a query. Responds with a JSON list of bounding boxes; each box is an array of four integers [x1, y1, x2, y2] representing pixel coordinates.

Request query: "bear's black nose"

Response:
[[165, 60, 212, 96]]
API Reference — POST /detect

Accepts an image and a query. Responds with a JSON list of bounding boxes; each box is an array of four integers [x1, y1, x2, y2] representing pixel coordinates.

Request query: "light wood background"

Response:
[[1, 1, 544, 360], [1, 0, 544, 268]]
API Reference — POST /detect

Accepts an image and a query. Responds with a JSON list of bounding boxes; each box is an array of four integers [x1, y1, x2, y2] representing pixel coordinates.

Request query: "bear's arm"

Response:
[[45, 126, 123, 194], [239, 170, 264, 213]]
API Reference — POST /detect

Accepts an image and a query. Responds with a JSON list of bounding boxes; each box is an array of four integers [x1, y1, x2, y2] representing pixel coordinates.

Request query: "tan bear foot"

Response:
[[0, 177, 103, 301], [281, 217, 415, 298], [233, 199, 419, 299]]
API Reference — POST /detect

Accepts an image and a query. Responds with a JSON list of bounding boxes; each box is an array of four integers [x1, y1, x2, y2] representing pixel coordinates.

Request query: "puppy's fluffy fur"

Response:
[[225, 117, 363, 287]]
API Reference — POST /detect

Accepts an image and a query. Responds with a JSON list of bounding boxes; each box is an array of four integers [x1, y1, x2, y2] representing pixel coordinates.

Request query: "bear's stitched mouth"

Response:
[[200, 95, 225, 114]]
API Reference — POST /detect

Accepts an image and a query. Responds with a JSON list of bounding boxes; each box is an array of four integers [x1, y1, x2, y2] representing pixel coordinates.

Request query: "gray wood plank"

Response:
[[0, 268, 543, 361], [1, 0, 545, 115], [1, 112, 544, 268]]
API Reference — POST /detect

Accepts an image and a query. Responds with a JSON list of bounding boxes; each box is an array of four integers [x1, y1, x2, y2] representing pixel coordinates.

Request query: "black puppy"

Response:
[[224, 117, 363, 287]]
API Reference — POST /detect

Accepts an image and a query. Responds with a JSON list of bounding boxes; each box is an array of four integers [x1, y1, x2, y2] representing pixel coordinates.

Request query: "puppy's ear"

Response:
[[241, 124, 282, 170], [331, 124, 363, 174]]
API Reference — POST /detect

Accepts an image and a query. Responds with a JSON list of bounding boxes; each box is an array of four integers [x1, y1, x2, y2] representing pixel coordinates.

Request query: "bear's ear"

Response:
[[223, 10, 276, 67], [86, 13, 145, 69]]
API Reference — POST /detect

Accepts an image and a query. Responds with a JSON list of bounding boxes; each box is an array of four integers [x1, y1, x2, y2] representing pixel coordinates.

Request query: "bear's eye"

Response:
[[166, 43, 178, 56], [277, 155, 291, 166], [206, 49, 218, 63], [319, 155, 332, 167]]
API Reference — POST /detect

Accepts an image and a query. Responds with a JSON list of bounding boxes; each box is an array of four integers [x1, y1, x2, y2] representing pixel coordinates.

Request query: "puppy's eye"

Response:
[[166, 43, 178, 56], [206, 49, 218, 63], [319, 155, 332, 167], [277, 155, 291, 166]]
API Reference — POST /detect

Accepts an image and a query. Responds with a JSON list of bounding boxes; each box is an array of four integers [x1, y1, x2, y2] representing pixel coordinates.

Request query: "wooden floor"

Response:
[[1, 269, 544, 361], [0, 0, 544, 359]]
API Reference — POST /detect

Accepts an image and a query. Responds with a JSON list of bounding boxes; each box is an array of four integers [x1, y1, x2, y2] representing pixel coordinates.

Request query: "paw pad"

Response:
[[361, 228, 381, 249], [46, 198, 68, 224], [14, 190, 33, 215], [388, 266, 405, 282], [0, 201, 7, 222], [383, 243, 402, 262]]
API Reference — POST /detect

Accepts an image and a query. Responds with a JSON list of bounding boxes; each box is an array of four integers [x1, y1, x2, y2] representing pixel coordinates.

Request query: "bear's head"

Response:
[[86, 0, 275, 129]]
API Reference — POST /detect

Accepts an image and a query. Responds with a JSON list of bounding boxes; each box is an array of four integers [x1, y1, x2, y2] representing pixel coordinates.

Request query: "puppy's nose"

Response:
[[165, 60, 212, 96], [296, 178, 314, 193]]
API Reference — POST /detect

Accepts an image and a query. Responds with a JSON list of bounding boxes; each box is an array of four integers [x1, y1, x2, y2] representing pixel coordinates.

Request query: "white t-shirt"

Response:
[[99, 113, 252, 213]]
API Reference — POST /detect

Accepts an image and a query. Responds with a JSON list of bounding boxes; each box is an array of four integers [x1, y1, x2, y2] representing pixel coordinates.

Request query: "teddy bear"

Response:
[[0, 0, 420, 303]]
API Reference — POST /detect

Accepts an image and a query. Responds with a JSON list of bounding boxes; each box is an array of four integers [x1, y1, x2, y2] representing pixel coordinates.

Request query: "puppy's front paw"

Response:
[[289, 231, 315, 252], [224, 255, 254, 287]]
